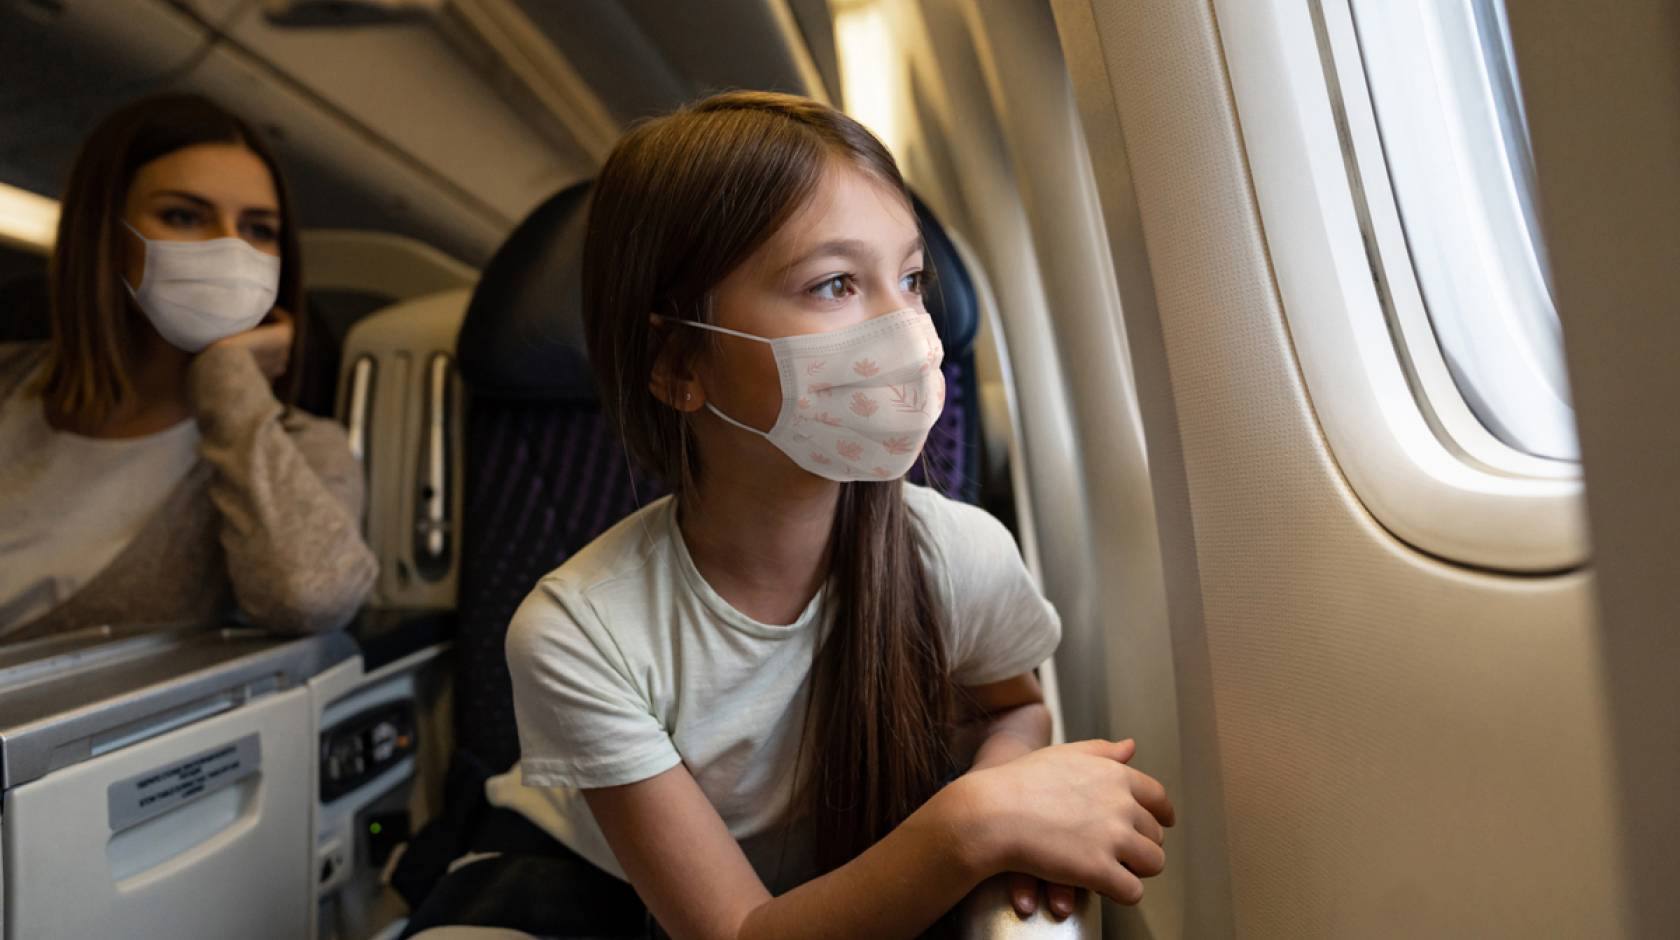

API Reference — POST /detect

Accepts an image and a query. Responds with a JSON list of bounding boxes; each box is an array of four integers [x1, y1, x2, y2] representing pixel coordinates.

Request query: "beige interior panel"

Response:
[[1052, 1, 1629, 936], [1505, 1, 1680, 935]]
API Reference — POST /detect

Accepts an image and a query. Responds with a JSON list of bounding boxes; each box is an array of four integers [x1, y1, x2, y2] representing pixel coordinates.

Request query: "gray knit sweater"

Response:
[[0, 342, 377, 640]]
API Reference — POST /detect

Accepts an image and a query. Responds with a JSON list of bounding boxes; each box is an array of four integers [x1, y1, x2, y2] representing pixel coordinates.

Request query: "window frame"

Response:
[[1348, 0, 1577, 465], [1213, 0, 1587, 572]]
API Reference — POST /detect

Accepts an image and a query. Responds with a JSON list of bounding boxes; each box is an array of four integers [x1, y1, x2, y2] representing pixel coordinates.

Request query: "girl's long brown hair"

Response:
[[42, 93, 307, 425], [582, 91, 956, 870]]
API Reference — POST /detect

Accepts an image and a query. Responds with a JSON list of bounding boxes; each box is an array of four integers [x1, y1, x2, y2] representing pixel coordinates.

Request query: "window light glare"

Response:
[[832, 0, 901, 155], [0, 181, 58, 252]]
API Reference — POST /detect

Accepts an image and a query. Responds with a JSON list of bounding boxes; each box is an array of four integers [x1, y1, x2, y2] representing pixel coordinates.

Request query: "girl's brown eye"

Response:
[[810, 275, 854, 301], [901, 271, 925, 294]]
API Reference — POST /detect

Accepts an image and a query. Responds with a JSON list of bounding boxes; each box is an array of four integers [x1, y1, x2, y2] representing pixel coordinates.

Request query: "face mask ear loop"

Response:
[[703, 402, 772, 438], [658, 316, 775, 345], [654, 315, 778, 437], [119, 220, 147, 295]]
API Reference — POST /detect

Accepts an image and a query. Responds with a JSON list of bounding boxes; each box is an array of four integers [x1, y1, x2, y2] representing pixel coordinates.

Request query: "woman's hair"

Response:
[[41, 93, 307, 424], [583, 90, 956, 870]]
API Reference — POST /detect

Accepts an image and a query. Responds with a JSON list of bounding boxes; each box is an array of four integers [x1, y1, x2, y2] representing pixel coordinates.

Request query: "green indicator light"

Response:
[[369, 822, 382, 836]]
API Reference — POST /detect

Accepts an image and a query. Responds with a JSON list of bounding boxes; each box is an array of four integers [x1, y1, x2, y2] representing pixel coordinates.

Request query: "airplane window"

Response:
[[1347, 0, 1578, 461], [1220, 0, 1587, 569]]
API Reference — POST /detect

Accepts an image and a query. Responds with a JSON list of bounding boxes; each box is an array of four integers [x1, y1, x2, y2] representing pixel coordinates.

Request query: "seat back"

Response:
[[451, 182, 985, 772], [336, 290, 472, 610]]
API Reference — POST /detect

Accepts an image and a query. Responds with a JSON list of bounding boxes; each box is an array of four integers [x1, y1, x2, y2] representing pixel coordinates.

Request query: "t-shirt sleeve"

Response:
[[504, 577, 682, 789], [919, 493, 1063, 687]]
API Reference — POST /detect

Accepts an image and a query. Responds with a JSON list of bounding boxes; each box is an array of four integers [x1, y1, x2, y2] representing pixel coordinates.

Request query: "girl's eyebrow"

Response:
[[783, 238, 874, 274], [146, 188, 279, 217], [781, 235, 924, 274]]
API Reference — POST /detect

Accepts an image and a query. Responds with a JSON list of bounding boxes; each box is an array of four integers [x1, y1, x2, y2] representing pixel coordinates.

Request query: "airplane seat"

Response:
[[389, 179, 1001, 934], [334, 288, 472, 612], [314, 285, 473, 939], [448, 179, 634, 779], [911, 191, 985, 506]]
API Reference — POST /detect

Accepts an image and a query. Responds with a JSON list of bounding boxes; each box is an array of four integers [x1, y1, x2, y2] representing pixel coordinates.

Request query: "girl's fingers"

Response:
[[1046, 882, 1079, 919], [1008, 872, 1038, 917], [1094, 863, 1146, 907], [1129, 768, 1176, 828], [1117, 829, 1167, 879], [1131, 799, 1166, 846], [1069, 738, 1136, 764]]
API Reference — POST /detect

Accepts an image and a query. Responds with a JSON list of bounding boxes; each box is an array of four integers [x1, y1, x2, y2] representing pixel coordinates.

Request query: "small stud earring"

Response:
[[684, 391, 693, 402]]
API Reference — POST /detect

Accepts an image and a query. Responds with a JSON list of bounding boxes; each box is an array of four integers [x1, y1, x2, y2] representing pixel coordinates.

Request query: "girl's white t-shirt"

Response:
[[496, 483, 1061, 888]]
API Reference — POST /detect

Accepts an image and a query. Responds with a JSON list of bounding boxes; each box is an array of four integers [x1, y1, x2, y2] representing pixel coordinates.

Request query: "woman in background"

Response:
[[0, 93, 376, 638]]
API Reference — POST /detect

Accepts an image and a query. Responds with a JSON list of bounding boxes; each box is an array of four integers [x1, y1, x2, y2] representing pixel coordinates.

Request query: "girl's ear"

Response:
[[649, 315, 706, 413]]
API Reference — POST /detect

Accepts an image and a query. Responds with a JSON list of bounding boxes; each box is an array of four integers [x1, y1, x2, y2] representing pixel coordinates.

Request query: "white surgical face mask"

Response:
[[675, 308, 945, 482], [122, 220, 280, 353]]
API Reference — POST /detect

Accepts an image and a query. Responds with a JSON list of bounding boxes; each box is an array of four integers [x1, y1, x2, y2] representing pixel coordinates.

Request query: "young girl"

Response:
[[502, 91, 1172, 939]]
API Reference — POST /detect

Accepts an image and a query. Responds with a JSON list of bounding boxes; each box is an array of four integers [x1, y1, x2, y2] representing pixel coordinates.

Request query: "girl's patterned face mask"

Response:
[[668, 308, 945, 482]]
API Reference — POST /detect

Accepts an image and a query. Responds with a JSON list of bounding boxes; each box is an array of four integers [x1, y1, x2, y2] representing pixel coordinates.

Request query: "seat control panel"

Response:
[[319, 701, 416, 803]]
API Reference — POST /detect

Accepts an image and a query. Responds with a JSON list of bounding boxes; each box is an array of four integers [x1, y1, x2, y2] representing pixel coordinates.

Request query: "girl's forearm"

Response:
[[734, 706, 1050, 938], [736, 778, 1000, 940], [969, 702, 1053, 771]]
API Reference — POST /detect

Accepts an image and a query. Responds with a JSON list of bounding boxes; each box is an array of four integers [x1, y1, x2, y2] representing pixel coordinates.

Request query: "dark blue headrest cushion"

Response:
[[914, 192, 980, 356], [457, 182, 980, 402], [456, 180, 595, 401]]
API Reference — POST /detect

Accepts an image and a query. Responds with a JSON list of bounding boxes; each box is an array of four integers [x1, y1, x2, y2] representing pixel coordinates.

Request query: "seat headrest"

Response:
[[913, 192, 980, 359], [457, 180, 596, 401], [457, 181, 982, 403]]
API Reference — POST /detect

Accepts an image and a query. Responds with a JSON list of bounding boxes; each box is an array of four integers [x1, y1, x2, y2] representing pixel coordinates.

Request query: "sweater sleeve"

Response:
[[189, 344, 377, 634]]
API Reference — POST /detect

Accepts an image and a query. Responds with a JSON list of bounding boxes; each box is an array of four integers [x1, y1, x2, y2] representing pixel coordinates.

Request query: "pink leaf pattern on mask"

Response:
[[852, 358, 880, 377], [849, 392, 878, 417], [798, 397, 811, 410], [872, 466, 892, 478], [837, 440, 864, 461], [810, 383, 834, 398], [814, 411, 843, 427], [882, 436, 915, 455], [811, 451, 832, 466], [888, 384, 926, 414], [806, 360, 826, 377]]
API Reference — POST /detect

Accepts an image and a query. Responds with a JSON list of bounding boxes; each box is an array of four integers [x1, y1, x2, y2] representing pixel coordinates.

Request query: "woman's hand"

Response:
[[953, 738, 1175, 907], [209, 307, 293, 380]]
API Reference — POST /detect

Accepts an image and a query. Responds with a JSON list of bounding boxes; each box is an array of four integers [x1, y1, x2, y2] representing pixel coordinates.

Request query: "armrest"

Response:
[[954, 875, 1101, 938], [346, 607, 455, 672]]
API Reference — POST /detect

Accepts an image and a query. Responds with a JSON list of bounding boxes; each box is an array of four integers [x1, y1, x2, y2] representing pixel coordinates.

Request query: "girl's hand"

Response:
[[956, 738, 1174, 906], [1006, 873, 1081, 920], [209, 307, 293, 380]]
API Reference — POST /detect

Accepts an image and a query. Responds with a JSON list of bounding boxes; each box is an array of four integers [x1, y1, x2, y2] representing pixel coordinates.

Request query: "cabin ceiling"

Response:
[[0, 0, 841, 265]]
